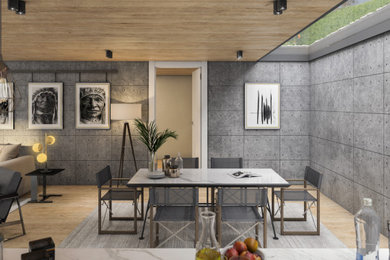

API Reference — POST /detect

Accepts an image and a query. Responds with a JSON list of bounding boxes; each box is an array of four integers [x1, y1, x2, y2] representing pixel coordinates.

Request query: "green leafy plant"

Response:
[[134, 118, 178, 153]]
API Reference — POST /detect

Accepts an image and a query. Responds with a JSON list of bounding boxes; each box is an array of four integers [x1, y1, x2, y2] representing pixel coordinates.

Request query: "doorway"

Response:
[[149, 62, 207, 169]]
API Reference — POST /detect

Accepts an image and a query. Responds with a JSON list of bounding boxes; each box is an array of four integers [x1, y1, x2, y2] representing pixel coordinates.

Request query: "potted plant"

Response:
[[134, 119, 177, 172]]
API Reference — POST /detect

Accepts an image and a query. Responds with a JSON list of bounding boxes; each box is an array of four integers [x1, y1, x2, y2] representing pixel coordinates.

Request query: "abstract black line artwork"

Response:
[[0, 82, 14, 129], [245, 83, 280, 129]]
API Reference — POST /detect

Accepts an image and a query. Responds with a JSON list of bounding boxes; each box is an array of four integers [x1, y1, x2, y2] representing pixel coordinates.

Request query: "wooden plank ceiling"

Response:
[[1, 0, 342, 61]]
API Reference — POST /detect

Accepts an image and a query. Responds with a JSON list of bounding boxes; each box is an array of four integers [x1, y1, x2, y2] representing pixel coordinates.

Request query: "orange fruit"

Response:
[[244, 238, 258, 253]]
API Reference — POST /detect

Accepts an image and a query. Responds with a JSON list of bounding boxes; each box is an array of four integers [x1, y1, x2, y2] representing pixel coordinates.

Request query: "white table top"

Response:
[[5, 248, 389, 260], [127, 168, 290, 188]]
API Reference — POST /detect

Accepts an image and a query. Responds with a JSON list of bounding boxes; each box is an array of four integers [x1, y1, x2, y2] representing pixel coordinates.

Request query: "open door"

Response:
[[192, 68, 201, 159]]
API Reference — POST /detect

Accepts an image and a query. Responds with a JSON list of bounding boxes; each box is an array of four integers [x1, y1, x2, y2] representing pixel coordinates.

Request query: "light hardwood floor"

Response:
[[2, 185, 388, 248]]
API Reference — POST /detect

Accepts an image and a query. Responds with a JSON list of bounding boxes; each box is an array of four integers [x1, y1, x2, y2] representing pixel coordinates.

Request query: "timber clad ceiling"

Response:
[[1, 0, 342, 61]]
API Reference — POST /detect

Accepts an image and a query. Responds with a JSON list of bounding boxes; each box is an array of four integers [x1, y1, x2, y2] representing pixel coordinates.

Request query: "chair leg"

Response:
[[317, 192, 320, 235], [263, 206, 267, 248], [195, 206, 199, 248], [280, 192, 285, 235], [16, 198, 26, 235], [98, 190, 102, 234], [149, 206, 154, 248], [156, 222, 160, 246]]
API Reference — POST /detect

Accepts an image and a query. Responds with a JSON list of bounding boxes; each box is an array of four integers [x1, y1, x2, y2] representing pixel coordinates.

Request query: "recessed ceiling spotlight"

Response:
[[8, 0, 19, 11], [106, 50, 113, 59], [237, 50, 243, 61], [280, 0, 287, 11], [16, 1, 25, 15]]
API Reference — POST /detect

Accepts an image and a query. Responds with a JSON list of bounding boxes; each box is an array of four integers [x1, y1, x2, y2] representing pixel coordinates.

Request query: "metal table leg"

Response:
[[267, 199, 279, 240], [139, 199, 150, 240]]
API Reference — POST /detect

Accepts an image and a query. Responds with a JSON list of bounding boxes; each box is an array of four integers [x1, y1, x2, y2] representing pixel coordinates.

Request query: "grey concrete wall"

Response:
[[208, 62, 311, 180], [310, 32, 390, 234], [2, 61, 149, 184]]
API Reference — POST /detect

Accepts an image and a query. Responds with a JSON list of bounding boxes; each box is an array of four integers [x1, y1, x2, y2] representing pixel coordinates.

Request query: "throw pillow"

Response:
[[0, 143, 21, 161]]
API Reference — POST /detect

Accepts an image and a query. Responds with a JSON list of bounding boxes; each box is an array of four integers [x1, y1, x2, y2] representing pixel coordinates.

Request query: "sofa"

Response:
[[0, 144, 36, 196]]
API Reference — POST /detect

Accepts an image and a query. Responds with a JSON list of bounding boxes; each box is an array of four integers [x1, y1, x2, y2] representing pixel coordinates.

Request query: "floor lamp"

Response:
[[111, 103, 141, 179]]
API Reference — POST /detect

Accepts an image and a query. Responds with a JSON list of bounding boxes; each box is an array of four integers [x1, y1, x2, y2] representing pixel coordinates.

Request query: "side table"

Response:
[[26, 168, 65, 203]]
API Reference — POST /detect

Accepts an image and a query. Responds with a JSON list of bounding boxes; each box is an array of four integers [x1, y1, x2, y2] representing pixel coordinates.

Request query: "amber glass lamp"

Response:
[[32, 133, 56, 172]]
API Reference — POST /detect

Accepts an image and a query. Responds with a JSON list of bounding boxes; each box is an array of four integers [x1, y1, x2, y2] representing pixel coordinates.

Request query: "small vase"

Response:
[[196, 211, 221, 260], [148, 151, 156, 172]]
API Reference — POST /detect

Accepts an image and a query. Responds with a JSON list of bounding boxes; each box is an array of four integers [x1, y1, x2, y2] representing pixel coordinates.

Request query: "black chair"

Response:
[[211, 157, 243, 168], [271, 166, 323, 235], [217, 187, 268, 248], [0, 168, 26, 241], [96, 166, 143, 234], [170, 157, 199, 169], [149, 187, 199, 248]]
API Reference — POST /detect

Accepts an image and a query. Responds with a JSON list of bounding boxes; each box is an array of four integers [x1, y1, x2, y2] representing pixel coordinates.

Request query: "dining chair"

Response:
[[96, 166, 144, 234], [210, 157, 243, 169], [0, 168, 26, 241], [216, 187, 268, 248], [271, 166, 323, 235], [170, 157, 199, 168], [149, 187, 199, 248]]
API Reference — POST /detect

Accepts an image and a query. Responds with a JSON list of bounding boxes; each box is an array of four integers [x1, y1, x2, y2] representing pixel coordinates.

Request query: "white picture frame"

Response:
[[28, 82, 63, 129], [245, 83, 280, 129], [0, 82, 14, 130], [75, 83, 110, 129]]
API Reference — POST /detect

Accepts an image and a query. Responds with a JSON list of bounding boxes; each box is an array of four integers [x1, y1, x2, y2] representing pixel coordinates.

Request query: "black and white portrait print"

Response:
[[28, 83, 63, 129], [245, 83, 280, 129], [0, 82, 14, 130], [76, 83, 110, 129]]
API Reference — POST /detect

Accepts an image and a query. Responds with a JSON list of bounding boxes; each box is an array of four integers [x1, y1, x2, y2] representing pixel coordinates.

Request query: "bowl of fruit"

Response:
[[222, 238, 264, 260]]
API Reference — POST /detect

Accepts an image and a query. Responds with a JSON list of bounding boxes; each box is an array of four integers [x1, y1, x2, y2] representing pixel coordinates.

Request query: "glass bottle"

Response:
[[354, 198, 380, 260], [175, 152, 183, 174], [196, 211, 221, 260], [387, 220, 390, 260]]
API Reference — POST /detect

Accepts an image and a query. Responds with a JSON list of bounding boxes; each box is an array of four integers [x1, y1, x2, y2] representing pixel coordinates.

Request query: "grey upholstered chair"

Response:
[[210, 157, 243, 168], [271, 166, 323, 235], [216, 187, 268, 248], [96, 166, 143, 234], [0, 167, 26, 241], [149, 187, 199, 248]]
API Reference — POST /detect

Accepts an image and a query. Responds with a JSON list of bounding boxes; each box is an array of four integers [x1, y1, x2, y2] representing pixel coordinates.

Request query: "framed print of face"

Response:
[[245, 83, 280, 129], [0, 82, 14, 130], [75, 83, 110, 129], [28, 83, 63, 129]]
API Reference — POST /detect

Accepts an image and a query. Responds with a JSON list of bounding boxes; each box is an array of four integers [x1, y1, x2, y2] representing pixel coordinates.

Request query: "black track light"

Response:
[[280, 0, 287, 11], [106, 50, 113, 59], [236, 50, 243, 61], [8, 0, 19, 11], [16, 1, 25, 15], [273, 0, 287, 15]]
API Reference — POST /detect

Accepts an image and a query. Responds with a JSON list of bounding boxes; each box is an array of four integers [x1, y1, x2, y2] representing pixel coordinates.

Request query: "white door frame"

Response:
[[149, 61, 208, 169]]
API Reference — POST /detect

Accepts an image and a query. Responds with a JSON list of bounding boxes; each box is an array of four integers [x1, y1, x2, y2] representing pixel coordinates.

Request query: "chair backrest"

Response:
[[217, 188, 267, 207], [169, 157, 199, 169], [149, 187, 198, 206], [211, 157, 243, 168], [96, 166, 112, 188], [304, 166, 323, 189], [0, 168, 22, 222]]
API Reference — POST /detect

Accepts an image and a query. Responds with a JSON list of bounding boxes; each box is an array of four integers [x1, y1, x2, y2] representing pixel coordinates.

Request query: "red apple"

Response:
[[240, 251, 256, 260], [225, 248, 239, 259], [233, 241, 247, 254]]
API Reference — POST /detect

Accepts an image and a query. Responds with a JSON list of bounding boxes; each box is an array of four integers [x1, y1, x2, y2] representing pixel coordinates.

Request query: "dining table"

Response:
[[127, 168, 290, 240]]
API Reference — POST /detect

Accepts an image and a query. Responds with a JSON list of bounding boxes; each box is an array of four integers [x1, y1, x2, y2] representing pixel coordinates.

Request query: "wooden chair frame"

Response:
[[98, 177, 144, 235], [271, 179, 320, 235]]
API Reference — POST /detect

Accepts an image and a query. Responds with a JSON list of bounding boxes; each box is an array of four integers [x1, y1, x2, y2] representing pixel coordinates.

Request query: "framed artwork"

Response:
[[76, 83, 110, 129], [28, 83, 63, 129], [0, 82, 14, 130], [245, 83, 280, 129]]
